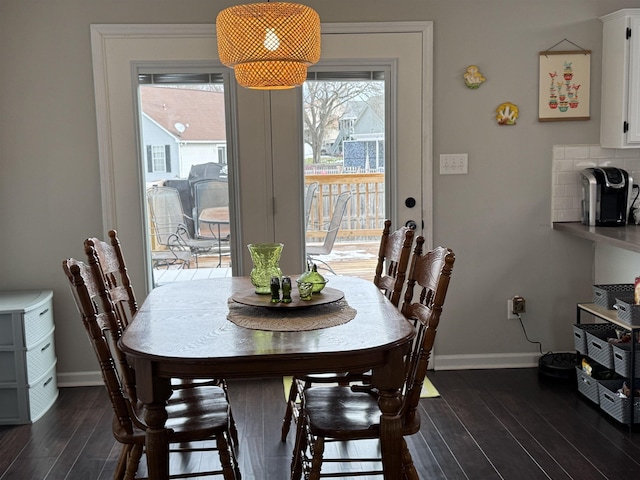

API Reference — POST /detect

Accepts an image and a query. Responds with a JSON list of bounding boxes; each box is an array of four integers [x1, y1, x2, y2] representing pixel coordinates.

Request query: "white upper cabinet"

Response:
[[600, 9, 640, 148]]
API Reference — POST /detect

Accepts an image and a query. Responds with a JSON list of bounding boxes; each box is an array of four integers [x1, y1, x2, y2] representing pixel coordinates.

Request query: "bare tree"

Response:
[[303, 81, 383, 164]]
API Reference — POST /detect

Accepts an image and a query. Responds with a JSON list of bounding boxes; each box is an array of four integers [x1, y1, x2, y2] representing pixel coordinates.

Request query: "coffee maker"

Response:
[[580, 167, 633, 226]]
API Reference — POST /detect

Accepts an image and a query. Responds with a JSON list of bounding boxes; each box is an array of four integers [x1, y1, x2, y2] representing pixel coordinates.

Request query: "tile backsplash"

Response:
[[552, 145, 640, 223]]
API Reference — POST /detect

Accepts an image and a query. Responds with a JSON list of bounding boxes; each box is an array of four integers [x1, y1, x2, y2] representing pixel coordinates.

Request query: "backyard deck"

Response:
[[153, 240, 379, 285]]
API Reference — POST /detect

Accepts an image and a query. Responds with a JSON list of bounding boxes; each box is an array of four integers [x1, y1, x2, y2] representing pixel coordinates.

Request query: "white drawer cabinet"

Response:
[[0, 290, 58, 424], [600, 9, 640, 148]]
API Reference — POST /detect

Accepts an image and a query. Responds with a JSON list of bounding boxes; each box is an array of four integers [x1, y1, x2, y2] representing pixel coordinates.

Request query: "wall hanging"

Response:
[[463, 65, 486, 89], [496, 102, 518, 125], [538, 39, 590, 122]]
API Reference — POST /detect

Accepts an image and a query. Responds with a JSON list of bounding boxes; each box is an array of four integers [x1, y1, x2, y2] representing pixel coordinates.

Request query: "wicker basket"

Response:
[[573, 324, 616, 355], [612, 343, 640, 378], [598, 379, 640, 424], [575, 367, 601, 404], [614, 297, 640, 326], [592, 284, 634, 309], [586, 330, 617, 369]]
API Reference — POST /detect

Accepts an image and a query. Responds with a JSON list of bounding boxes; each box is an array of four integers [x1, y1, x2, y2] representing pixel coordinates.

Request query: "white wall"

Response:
[[1, 0, 638, 382]]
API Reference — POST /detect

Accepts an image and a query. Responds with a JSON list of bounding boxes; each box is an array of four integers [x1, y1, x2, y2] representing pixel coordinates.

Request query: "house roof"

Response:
[[140, 86, 226, 141]]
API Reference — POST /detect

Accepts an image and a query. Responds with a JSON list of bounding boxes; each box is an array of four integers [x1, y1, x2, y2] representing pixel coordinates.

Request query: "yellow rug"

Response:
[[282, 375, 439, 399]]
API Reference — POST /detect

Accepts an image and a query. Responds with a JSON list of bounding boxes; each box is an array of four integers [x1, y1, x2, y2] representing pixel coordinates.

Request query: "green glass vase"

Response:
[[247, 243, 283, 294]]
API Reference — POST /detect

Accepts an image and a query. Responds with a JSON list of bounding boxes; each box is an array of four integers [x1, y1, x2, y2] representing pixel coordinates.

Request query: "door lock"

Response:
[[405, 197, 416, 208]]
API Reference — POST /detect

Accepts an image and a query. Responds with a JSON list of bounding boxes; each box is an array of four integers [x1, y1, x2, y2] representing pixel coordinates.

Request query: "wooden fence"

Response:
[[305, 172, 385, 242]]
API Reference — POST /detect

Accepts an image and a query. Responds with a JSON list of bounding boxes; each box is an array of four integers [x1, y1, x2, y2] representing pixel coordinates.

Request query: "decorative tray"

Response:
[[231, 287, 344, 309]]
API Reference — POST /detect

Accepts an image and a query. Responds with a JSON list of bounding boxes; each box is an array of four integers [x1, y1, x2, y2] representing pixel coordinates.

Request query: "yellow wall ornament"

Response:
[[496, 102, 519, 125], [463, 65, 486, 88]]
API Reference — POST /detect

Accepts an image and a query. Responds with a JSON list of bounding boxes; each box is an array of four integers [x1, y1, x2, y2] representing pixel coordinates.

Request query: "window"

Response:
[[217, 145, 227, 164], [303, 70, 387, 245], [137, 71, 233, 280], [148, 145, 169, 173]]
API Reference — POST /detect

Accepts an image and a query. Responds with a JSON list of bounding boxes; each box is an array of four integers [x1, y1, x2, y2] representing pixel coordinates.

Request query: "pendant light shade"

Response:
[[216, 2, 321, 90]]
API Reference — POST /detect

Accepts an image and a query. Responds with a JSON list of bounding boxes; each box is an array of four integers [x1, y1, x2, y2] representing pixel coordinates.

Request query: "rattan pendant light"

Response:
[[216, 2, 321, 90]]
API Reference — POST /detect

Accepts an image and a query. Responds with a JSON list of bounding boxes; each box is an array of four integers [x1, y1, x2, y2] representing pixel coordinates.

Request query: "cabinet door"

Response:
[[629, 15, 640, 144]]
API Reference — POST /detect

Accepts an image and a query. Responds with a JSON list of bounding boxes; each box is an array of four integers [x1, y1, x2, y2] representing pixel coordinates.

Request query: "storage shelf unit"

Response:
[[577, 302, 640, 426], [0, 290, 58, 424]]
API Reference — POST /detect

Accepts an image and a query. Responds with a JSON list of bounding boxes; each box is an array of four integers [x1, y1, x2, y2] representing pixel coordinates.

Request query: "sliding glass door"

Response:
[[136, 73, 233, 281]]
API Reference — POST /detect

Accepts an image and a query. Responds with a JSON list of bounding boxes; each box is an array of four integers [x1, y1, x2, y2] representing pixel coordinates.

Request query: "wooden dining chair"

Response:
[[85, 230, 137, 328], [280, 221, 415, 442], [373, 219, 415, 307], [84, 230, 239, 445], [290, 237, 455, 480], [62, 255, 241, 480]]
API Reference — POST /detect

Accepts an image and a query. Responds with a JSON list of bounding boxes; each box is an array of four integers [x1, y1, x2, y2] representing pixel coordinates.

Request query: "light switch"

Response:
[[440, 154, 468, 175]]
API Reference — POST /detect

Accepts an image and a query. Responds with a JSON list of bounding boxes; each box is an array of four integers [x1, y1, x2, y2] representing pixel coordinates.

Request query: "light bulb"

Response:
[[264, 28, 280, 51]]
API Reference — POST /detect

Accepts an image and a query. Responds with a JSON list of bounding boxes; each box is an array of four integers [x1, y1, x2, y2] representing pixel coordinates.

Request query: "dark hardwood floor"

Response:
[[2, 369, 640, 479]]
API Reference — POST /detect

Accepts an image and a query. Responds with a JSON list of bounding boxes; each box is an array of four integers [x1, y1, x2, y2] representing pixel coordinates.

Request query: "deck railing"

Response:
[[149, 172, 386, 248], [305, 172, 385, 242]]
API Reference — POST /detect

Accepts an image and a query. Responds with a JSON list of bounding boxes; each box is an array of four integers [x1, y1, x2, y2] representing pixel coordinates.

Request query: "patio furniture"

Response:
[[192, 180, 230, 240], [304, 182, 319, 230], [147, 185, 218, 268], [306, 191, 351, 274]]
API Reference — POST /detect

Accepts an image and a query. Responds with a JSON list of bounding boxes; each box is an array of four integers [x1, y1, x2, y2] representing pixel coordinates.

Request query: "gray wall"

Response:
[[1, 0, 637, 380]]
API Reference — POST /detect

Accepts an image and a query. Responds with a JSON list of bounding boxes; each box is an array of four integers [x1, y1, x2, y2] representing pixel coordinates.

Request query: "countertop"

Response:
[[553, 222, 640, 254]]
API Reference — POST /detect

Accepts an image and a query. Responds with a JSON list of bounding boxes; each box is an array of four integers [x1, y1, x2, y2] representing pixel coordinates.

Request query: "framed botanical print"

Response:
[[538, 50, 591, 122]]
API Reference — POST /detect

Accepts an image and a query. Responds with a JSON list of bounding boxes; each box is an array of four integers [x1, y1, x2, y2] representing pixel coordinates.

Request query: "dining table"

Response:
[[119, 275, 415, 479]]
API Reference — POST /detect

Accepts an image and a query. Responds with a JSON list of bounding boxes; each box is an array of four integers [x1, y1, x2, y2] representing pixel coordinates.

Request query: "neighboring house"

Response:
[[140, 86, 227, 183], [140, 114, 180, 183], [339, 98, 385, 170]]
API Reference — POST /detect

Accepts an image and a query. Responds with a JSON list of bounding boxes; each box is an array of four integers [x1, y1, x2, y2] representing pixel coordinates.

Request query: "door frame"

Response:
[[90, 21, 432, 293]]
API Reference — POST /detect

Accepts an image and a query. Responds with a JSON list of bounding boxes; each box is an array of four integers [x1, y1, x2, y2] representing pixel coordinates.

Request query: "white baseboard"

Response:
[[57, 371, 104, 387], [433, 352, 541, 370], [57, 354, 544, 387]]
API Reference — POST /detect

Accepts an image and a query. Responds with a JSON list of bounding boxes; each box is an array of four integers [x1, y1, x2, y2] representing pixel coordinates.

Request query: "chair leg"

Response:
[[220, 380, 240, 447], [309, 435, 325, 480], [290, 407, 308, 480], [229, 431, 242, 480], [124, 444, 143, 480], [401, 438, 418, 480], [114, 444, 131, 480], [281, 377, 300, 442], [216, 432, 239, 480]]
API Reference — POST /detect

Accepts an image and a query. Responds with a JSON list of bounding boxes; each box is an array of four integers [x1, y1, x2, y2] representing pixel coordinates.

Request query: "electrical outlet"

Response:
[[507, 296, 526, 319], [513, 295, 526, 314]]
